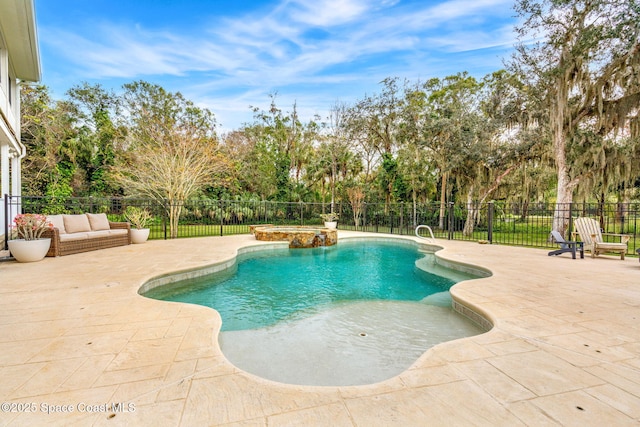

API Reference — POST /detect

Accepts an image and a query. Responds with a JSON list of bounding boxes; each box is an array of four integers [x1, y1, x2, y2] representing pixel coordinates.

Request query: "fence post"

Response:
[[390, 207, 394, 234], [219, 200, 224, 236], [447, 202, 454, 240], [488, 201, 494, 244], [568, 202, 574, 237], [300, 201, 304, 226]]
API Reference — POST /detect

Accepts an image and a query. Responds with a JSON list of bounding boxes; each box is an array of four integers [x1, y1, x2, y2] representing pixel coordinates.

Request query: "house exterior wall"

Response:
[[0, 0, 41, 246]]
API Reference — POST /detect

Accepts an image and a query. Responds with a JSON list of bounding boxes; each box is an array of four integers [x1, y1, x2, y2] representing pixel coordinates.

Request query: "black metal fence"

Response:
[[3, 195, 639, 255]]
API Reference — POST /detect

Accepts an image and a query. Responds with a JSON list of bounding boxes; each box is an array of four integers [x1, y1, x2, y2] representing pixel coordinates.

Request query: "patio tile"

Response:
[[0, 338, 54, 365], [398, 363, 467, 388], [585, 363, 640, 397], [28, 330, 135, 363], [505, 400, 564, 426], [536, 331, 637, 364], [58, 354, 116, 392], [1, 233, 639, 425], [181, 374, 341, 425], [481, 337, 540, 356], [585, 383, 640, 419], [111, 378, 164, 405], [528, 389, 637, 426], [266, 402, 353, 426], [93, 363, 171, 388], [487, 350, 605, 396], [106, 336, 183, 370], [453, 359, 537, 402], [0, 361, 47, 396], [11, 358, 86, 398]]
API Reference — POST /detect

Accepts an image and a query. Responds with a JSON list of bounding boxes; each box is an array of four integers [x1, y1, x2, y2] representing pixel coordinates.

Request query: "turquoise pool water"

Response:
[[144, 239, 485, 385], [145, 240, 468, 331]]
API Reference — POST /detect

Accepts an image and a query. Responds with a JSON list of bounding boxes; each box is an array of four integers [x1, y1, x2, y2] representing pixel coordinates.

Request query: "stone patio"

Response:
[[0, 231, 639, 426]]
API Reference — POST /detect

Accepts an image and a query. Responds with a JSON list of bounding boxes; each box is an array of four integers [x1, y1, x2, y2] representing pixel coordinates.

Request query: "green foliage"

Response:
[[19, 36, 640, 209], [377, 153, 407, 202], [124, 206, 152, 229], [511, 0, 640, 232]]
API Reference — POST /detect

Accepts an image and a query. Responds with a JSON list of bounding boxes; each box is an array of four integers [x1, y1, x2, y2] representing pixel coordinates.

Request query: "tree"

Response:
[[459, 70, 546, 236], [347, 186, 366, 229], [247, 96, 318, 202], [222, 129, 279, 199], [66, 83, 124, 196], [316, 103, 359, 211], [345, 78, 404, 207], [20, 85, 83, 199], [114, 81, 226, 238], [512, 0, 640, 235], [407, 73, 482, 229]]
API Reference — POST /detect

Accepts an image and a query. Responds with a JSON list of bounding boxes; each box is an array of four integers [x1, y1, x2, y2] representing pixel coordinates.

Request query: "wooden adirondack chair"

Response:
[[572, 217, 629, 260]]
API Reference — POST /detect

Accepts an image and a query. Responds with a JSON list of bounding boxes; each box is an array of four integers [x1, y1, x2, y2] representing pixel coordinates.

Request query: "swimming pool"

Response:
[[143, 239, 487, 385]]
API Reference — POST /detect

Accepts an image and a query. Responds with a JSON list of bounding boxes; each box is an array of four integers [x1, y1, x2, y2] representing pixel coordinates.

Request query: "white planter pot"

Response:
[[130, 228, 150, 244], [324, 221, 337, 229], [8, 238, 51, 263]]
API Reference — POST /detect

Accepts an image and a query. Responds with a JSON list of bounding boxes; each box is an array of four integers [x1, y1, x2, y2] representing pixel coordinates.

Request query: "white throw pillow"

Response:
[[86, 213, 111, 231], [63, 214, 92, 234], [46, 215, 67, 234]]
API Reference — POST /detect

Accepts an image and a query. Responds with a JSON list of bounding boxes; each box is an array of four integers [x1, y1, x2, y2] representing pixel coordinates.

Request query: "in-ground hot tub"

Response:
[[252, 225, 338, 248]]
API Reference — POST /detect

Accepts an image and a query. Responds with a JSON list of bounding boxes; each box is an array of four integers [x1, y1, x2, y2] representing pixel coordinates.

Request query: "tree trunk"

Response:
[[169, 202, 182, 239], [551, 71, 574, 238], [463, 186, 477, 236], [330, 159, 336, 212], [438, 172, 447, 230], [552, 131, 575, 237]]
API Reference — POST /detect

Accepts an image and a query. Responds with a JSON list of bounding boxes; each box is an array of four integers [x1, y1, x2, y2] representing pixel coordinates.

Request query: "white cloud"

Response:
[[39, 0, 517, 129], [286, 0, 370, 26], [426, 24, 517, 53]]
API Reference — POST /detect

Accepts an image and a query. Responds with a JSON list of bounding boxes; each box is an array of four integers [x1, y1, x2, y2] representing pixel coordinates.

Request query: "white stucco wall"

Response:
[[0, 0, 40, 247]]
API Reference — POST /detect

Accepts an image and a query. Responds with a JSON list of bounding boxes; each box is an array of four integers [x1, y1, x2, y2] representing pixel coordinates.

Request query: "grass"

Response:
[[137, 216, 638, 257]]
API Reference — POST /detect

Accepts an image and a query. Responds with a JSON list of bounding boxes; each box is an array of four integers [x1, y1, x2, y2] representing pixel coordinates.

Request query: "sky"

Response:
[[34, 0, 519, 132]]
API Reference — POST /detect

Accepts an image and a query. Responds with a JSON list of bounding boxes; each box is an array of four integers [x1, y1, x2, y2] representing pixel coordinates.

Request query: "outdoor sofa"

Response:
[[42, 213, 131, 257]]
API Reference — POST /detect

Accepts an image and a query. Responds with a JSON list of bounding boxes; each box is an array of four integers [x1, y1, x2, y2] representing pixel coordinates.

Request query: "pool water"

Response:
[[144, 239, 486, 385], [145, 240, 460, 331]]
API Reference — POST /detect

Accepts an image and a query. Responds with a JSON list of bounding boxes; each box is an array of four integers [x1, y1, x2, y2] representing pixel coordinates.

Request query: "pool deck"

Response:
[[1, 231, 639, 426]]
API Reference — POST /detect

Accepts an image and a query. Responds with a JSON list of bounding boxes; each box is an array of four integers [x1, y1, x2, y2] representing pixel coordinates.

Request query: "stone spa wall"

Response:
[[252, 226, 338, 248]]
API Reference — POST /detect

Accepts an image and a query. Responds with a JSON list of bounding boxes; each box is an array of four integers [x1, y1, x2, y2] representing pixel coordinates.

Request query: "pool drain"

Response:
[[359, 332, 368, 337]]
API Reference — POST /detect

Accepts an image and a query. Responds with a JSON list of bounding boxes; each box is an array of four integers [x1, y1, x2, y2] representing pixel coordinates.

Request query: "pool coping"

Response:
[[138, 236, 495, 333]]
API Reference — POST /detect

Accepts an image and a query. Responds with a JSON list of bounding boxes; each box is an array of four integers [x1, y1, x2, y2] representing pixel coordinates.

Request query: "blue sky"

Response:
[[35, 0, 518, 132]]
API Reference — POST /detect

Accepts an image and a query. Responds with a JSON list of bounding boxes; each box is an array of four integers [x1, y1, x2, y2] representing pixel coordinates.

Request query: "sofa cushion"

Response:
[[59, 233, 90, 242], [63, 214, 92, 234], [47, 215, 67, 234], [86, 230, 111, 239], [86, 213, 111, 231]]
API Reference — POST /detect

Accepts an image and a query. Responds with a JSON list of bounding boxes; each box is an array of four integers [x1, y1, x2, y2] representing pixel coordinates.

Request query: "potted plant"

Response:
[[320, 212, 339, 229], [8, 214, 53, 262], [124, 206, 152, 244]]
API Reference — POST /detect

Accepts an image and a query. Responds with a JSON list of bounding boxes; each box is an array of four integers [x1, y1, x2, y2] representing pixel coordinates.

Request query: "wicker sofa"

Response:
[[42, 213, 131, 257]]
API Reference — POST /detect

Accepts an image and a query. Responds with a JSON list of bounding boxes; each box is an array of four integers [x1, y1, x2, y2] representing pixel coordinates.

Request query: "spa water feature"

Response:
[[252, 225, 338, 248]]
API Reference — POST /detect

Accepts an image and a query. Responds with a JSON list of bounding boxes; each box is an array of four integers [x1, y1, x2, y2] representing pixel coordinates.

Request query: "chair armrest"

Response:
[[602, 233, 630, 243], [41, 227, 61, 240], [40, 227, 61, 257], [109, 221, 131, 230]]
